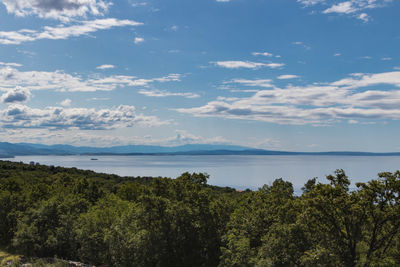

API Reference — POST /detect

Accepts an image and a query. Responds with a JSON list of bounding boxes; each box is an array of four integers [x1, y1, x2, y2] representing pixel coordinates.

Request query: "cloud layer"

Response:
[[1, 104, 167, 130], [177, 71, 400, 125], [0, 64, 181, 92], [0, 128, 229, 147]]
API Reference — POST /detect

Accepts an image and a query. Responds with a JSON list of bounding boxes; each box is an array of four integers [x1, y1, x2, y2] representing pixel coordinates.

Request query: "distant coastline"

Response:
[[1, 142, 400, 157], [80, 151, 400, 156]]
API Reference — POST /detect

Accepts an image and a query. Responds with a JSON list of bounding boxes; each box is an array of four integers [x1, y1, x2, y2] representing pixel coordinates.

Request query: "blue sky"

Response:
[[0, 0, 399, 152]]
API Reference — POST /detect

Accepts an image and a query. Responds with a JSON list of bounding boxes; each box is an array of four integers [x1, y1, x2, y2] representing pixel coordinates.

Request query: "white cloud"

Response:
[[381, 57, 392, 61], [134, 37, 144, 44], [0, 128, 229, 147], [0, 65, 182, 92], [229, 89, 260, 93], [330, 72, 400, 89], [131, 2, 148, 7], [138, 89, 200, 98], [176, 71, 400, 125], [0, 128, 130, 146], [0, 104, 168, 130], [88, 97, 110, 101], [96, 64, 115, 70], [323, 1, 357, 14], [225, 79, 274, 88], [216, 0, 231, 2], [0, 18, 142, 45], [302, 0, 392, 22], [213, 61, 265, 69], [213, 61, 284, 69], [168, 130, 229, 146], [252, 138, 282, 150], [358, 13, 370, 22], [1, 87, 31, 103], [334, 53, 341, 57], [252, 52, 274, 57], [60, 98, 72, 107], [216, 96, 240, 101], [297, 0, 325, 6], [277, 75, 300, 80], [293, 41, 311, 50], [17, 49, 36, 56], [0, 0, 111, 22], [0, 62, 23, 67], [267, 63, 286, 69]]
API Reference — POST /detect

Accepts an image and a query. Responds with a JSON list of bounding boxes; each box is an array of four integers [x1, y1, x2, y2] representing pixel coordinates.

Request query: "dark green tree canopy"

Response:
[[0, 161, 400, 266]]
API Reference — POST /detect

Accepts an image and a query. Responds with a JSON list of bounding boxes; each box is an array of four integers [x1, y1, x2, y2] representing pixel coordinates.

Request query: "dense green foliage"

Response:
[[1, 161, 400, 266]]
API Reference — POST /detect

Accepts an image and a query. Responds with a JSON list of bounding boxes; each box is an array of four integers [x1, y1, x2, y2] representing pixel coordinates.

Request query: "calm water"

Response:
[[8, 155, 400, 190]]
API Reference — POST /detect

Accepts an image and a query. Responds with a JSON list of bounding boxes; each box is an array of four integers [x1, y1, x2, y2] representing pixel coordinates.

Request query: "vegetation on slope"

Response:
[[1, 161, 400, 266]]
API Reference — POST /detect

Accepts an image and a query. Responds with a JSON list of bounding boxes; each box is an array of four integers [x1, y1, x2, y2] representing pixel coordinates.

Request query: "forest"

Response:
[[1, 160, 400, 266]]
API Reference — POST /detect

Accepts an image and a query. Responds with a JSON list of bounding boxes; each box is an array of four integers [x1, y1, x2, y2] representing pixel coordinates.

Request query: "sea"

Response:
[[8, 155, 400, 191]]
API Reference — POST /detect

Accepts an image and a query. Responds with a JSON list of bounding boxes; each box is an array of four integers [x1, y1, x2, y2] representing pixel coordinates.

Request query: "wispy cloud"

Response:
[[277, 75, 300, 80], [0, 62, 22, 67], [134, 37, 144, 44], [0, 18, 142, 45], [358, 13, 370, 22], [297, 0, 325, 6], [252, 52, 273, 57], [267, 63, 286, 69], [224, 79, 274, 88], [0, 65, 182, 92], [299, 0, 392, 22], [213, 61, 284, 69], [131, 2, 148, 8], [96, 64, 115, 70], [168, 130, 229, 146], [138, 89, 200, 98], [60, 98, 72, 107], [170, 25, 179, 31], [0, 128, 229, 147], [293, 41, 311, 50]]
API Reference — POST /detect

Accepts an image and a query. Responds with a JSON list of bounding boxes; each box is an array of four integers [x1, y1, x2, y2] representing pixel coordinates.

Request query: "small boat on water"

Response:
[[90, 158, 98, 161]]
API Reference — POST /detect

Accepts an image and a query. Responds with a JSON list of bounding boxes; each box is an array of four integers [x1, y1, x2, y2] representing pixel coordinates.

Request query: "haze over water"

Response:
[[9, 155, 400, 190]]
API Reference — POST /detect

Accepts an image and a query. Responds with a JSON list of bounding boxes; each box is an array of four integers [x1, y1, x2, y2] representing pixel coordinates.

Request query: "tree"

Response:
[[300, 170, 400, 266], [220, 179, 296, 267]]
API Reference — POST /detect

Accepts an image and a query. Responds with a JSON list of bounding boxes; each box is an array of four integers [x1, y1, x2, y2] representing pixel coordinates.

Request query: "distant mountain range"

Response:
[[0, 142, 400, 158]]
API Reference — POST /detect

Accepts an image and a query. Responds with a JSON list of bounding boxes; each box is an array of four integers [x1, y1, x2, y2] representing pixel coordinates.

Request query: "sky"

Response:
[[0, 0, 399, 152]]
